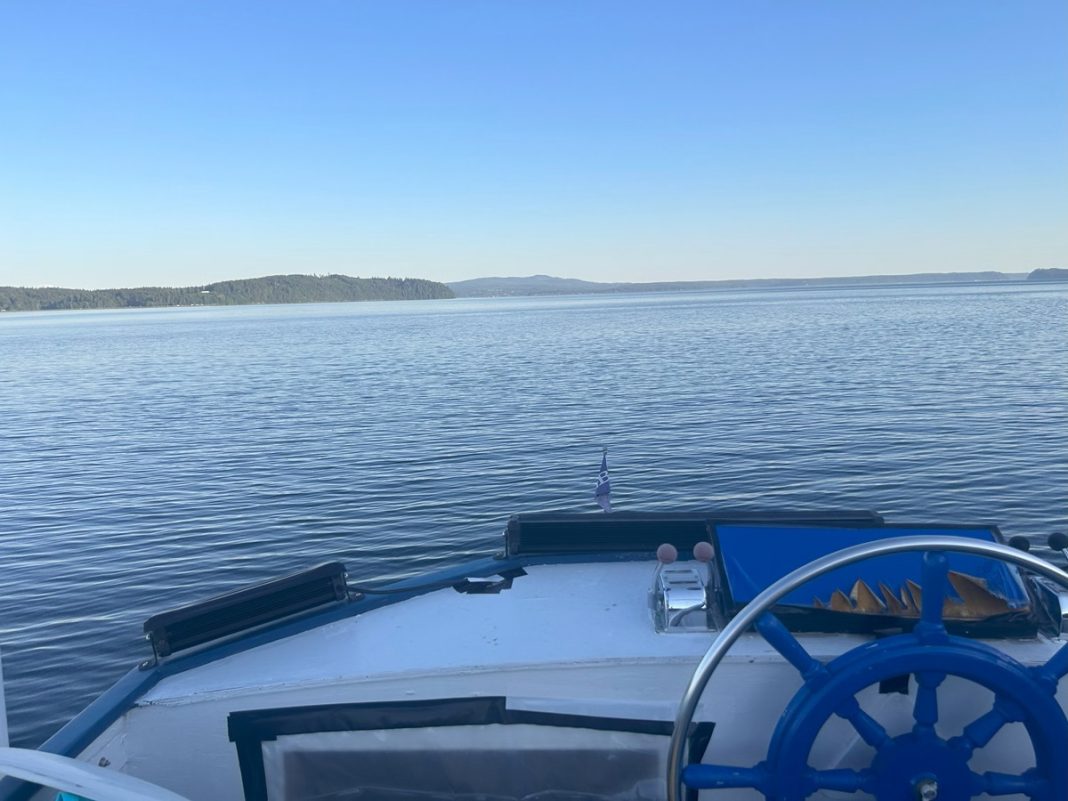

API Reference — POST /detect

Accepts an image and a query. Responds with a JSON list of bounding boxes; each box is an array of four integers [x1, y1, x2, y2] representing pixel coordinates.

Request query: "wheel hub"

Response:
[[871, 733, 970, 801], [915, 777, 939, 801]]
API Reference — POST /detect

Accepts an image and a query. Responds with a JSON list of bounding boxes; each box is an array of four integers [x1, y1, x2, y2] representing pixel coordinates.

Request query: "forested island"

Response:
[[0, 274, 454, 312], [1027, 268, 1068, 282]]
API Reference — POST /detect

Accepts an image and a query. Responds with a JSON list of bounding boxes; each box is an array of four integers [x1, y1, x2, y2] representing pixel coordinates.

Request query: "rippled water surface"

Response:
[[2, 283, 1067, 746]]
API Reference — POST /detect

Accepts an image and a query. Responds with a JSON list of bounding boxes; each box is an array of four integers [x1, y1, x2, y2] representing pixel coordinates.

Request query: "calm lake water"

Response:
[[2, 282, 1067, 747]]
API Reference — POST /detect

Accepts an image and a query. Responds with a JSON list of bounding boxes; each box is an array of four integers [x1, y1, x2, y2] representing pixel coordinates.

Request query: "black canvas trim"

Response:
[[228, 696, 713, 801]]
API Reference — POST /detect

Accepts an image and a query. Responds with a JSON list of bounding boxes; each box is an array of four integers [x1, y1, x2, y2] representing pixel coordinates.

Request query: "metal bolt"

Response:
[[915, 778, 938, 801]]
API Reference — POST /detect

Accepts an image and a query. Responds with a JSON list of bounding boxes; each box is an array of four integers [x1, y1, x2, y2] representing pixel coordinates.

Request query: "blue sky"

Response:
[[2, 1, 1065, 289]]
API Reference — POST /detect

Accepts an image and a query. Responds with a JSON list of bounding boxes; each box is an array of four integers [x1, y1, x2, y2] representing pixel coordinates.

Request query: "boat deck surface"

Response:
[[140, 559, 1057, 705]]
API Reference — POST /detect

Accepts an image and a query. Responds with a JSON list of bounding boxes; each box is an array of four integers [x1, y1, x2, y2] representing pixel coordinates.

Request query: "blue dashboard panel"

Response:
[[713, 524, 1029, 610]]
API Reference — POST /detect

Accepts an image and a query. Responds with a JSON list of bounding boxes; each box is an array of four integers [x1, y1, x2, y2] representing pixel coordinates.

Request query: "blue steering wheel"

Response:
[[667, 537, 1068, 801]]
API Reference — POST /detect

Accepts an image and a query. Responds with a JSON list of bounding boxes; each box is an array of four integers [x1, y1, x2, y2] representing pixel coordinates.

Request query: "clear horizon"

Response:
[[2, 2, 1066, 290]]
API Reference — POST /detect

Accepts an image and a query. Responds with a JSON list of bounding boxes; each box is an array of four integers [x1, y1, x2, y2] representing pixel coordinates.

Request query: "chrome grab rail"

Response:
[[666, 535, 1068, 801]]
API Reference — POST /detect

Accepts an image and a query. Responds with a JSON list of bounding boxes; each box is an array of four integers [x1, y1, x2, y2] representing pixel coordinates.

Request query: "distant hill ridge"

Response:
[[5, 268, 1062, 311], [447, 270, 1049, 297], [1027, 268, 1068, 282], [0, 274, 454, 312]]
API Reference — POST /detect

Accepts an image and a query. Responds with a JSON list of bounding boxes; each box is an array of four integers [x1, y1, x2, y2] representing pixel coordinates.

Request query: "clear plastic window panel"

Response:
[[262, 724, 668, 801]]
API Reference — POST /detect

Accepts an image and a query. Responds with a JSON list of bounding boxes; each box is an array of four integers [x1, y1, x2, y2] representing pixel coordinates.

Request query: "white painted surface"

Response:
[[142, 562, 857, 703], [143, 561, 1063, 702], [59, 560, 1065, 800], [0, 747, 192, 801]]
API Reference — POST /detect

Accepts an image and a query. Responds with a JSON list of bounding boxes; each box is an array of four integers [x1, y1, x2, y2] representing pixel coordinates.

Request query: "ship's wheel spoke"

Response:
[[756, 612, 823, 680], [949, 696, 1023, 758], [916, 551, 949, 642], [804, 768, 873, 794], [979, 769, 1046, 797], [834, 696, 891, 750], [681, 763, 769, 791], [912, 670, 946, 736], [1033, 642, 1068, 692]]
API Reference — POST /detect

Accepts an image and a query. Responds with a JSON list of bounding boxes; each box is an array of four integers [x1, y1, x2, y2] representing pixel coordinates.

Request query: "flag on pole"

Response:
[[594, 449, 612, 513]]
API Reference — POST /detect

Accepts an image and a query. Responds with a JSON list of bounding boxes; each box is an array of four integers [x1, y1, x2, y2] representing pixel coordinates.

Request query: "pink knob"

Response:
[[693, 541, 714, 563], [656, 543, 678, 564]]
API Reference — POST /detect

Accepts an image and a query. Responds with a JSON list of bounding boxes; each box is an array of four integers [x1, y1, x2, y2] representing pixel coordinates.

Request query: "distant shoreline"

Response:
[[3, 269, 1065, 313], [446, 269, 1066, 298]]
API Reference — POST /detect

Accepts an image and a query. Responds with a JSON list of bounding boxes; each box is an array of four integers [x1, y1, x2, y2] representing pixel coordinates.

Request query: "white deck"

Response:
[[58, 559, 1065, 801], [144, 561, 866, 704]]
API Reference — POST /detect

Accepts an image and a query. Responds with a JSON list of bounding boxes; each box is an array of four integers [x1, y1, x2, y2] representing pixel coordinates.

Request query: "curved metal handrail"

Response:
[[666, 535, 1068, 801]]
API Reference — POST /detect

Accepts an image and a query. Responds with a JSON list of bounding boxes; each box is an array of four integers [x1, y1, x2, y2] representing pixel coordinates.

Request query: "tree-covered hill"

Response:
[[0, 274, 454, 312], [1027, 268, 1068, 282]]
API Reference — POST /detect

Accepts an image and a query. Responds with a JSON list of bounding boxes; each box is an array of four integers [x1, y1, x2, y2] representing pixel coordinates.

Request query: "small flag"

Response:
[[594, 449, 612, 513]]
